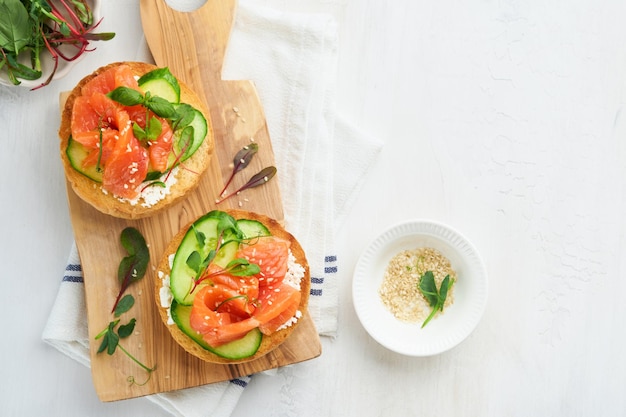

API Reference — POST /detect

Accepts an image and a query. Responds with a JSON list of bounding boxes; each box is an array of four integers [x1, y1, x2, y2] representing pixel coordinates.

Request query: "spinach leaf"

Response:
[[0, 0, 30, 53]]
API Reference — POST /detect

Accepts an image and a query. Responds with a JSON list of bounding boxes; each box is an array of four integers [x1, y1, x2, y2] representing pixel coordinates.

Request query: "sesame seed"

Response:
[[378, 247, 456, 323]]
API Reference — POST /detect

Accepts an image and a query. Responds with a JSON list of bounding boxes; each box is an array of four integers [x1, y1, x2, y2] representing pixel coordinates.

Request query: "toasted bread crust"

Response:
[[59, 62, 214, 219], [155, 210, 310, 364]]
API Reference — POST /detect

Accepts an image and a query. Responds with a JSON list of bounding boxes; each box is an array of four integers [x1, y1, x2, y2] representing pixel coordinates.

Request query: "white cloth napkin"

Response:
[[42, 1, 383, 416]]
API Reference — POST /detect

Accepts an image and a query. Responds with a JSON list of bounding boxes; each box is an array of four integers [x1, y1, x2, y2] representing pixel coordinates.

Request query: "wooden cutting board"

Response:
[[64, 0, 321, 402]]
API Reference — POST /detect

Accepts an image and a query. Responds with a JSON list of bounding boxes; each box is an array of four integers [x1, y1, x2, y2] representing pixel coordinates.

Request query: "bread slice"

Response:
[[155, 209, 310, 364], [59, 61, 214, 219]]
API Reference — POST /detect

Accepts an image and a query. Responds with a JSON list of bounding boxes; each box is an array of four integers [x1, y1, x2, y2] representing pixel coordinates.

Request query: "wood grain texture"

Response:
[[63, 0, 321, 402]]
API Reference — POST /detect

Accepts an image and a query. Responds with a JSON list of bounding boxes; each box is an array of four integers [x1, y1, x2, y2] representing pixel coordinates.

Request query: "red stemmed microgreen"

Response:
[[112, 227, 150, 314], [219, 143, 259, 197], [216, 166, 277, 204], [0, 0, 115, 89]]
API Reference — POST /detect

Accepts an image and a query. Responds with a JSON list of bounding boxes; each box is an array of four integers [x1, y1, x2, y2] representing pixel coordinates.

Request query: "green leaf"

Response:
[[0, 0, 30, 53], [105, 321, 120, 355], [145, 116, 163, 141], [108, 86, 145, 106], [186, 251, 202, 273], [418, 271, 455, 328], [96, 335, 109, 354], [132, 122, 147, 141], [226, 258, 261, 276], [191, 224, 206, 248], [173, 104, 195, 129], [438, 275, 453, 311], [114, 294, 135, 317], [145, 96, 176, 118], [217, 215, 241, 240], [118, 318, 136, 338], [418, 271, 439, 307], [5, 60, 41, 80], [118, 227, 150, 285]]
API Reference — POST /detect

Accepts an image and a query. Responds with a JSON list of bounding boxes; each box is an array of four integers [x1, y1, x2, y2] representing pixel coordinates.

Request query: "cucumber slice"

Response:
[[138, 67, 181, 103], [170, 211, 240, 305], [237, 219, 271, 239], [66, 135, 166, 183], [212, 239, 239, 268], [66, 136, 103, 182], [170, 300, 262, 359]]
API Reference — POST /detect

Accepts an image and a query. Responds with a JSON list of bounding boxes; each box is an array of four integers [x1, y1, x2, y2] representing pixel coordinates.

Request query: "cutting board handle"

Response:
[[140, 0, 237, 79]]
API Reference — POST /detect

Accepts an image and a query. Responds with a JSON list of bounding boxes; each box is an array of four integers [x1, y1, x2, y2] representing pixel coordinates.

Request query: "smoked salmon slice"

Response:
[[189, 236, 302, 347]]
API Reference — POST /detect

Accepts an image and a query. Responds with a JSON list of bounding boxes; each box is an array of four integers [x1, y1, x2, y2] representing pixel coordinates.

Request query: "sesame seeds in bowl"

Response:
[[352, 220, 488, 357]]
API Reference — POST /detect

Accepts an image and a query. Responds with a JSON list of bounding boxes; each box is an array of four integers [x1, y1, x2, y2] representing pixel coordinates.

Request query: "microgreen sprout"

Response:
[[95, 313, 156, 385], [215, 166, 277, 204], [112, 227, 149, 313], [219, 143, 259, 197], [418, 271, 454, 328]]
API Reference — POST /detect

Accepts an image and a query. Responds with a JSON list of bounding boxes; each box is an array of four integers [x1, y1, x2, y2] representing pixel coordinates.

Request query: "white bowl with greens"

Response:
[[352, 219, 488, 357], [0, 0, 112, 89]]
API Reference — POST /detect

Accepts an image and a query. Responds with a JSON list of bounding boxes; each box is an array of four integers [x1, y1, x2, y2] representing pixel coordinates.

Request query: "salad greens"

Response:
[[418, 271, 454, 328], [0, 0, 114, 88]]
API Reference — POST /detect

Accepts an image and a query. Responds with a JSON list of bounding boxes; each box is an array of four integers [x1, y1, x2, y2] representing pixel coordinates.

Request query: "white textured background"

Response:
[[2, 0, 625, 416]]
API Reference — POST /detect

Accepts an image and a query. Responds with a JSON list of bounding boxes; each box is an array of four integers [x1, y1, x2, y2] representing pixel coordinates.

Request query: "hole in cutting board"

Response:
[[165, 0, 207, 12]]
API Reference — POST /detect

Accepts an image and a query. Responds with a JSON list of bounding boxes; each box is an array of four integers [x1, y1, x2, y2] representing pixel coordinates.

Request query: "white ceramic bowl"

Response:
[[0, 0, 102, 88], [352, 219, 488, 357]]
